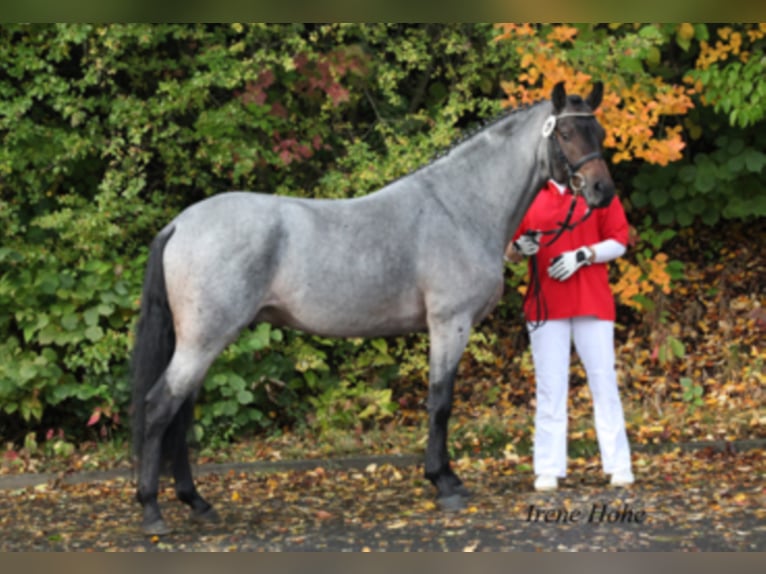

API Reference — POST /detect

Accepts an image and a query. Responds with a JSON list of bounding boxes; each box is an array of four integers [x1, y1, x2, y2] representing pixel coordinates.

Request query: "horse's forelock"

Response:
[[567, 95, 585, 106]]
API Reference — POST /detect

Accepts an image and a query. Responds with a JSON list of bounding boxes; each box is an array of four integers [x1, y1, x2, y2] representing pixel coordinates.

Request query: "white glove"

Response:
[[547, 247, 593, 281], [512, 231, 541, 257]]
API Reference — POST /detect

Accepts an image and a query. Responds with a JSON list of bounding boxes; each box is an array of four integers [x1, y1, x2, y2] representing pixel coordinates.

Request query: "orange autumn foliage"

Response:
[[694, 24, 766, 71], [612, 253, 672, 311], [687, 23, 766, 109], [495, 24, 695, 167]]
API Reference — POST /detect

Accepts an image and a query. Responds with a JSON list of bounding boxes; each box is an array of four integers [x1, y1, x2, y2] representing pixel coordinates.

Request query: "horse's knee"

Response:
[[427, 381, 455, 426], [428, 402, 452, 427]]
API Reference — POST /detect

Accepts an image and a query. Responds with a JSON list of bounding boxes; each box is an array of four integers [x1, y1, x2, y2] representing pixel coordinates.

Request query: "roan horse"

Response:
[[131, 81, 615, 535]]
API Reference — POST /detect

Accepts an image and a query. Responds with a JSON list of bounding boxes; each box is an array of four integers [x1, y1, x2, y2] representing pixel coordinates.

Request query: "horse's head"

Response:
[[544, 81, 615, 208]]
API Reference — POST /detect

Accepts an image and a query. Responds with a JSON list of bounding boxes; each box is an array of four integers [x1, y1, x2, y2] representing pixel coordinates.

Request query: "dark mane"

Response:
[[386, 98, 547, 188], [432, 99, 544, 160]]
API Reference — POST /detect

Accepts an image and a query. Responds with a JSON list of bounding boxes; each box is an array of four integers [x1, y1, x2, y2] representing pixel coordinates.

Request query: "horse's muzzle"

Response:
[[593, 189, 615, 208], [570, 172, 615, 209], [591, 176, 616, 208]]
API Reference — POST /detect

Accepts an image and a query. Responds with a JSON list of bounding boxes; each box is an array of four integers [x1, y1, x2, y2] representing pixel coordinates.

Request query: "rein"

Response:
[[523, 195, 592, 331], [539, 194, 592, 248]]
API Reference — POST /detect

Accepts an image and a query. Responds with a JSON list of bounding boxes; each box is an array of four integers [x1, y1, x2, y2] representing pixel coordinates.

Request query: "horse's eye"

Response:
[[559, 129, 571, 142]]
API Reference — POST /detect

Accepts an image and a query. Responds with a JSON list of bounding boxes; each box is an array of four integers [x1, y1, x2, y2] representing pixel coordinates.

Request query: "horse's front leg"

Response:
[[425, 314, 472, 510]]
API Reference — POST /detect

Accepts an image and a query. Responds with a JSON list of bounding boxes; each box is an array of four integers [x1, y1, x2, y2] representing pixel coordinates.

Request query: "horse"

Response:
[[131, 81, 615, 535]]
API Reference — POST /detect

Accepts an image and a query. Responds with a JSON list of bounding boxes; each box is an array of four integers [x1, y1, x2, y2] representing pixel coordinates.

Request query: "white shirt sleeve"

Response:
[[591, 238, 626, 263]]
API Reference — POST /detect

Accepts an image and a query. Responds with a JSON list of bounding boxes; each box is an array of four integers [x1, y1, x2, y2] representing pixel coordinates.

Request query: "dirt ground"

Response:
[[1, 445, 763, 551]]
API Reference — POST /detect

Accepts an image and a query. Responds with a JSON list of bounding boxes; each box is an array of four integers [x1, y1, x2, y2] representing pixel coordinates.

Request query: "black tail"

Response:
[[131, 226, 192, 468]]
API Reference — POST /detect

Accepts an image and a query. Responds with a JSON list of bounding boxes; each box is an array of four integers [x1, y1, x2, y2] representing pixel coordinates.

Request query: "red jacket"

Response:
[[513, 180, 629, 321]]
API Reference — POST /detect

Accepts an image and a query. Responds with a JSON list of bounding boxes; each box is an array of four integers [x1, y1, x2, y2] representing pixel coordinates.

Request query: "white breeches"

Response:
[[528, 317, 632, 477]]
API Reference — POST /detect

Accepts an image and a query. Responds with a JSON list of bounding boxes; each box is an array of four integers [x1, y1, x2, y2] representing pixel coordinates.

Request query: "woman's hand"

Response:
[[547, 246, 594, 281]]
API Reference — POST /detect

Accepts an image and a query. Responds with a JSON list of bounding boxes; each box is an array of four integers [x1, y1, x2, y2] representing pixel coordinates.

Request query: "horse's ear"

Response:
[[552, 81, 567, 113], [586, 82, 603, 111]]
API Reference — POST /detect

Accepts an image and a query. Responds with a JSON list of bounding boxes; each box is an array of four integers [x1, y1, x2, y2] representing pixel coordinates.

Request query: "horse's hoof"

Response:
[[191, 506, 221, 525], [438, 493, 467, 512], [143, 519, 172, 536]]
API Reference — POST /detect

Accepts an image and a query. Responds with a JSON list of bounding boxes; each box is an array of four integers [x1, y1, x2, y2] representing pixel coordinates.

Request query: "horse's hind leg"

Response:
[[168, 398, 220, 524], [138, 371, 187, 535], [138, 346, 224, 535], [424, 313, 472, 510]]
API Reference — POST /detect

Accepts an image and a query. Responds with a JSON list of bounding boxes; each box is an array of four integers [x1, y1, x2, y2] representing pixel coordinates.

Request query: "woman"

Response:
[[506, 178, 634, 491]]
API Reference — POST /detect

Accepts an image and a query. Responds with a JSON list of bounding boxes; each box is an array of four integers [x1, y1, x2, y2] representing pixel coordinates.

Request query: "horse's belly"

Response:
[[258, 291, 427, 338]]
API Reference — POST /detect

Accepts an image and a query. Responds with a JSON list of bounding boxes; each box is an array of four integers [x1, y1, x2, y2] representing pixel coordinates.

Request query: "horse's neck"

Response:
[[426, 104, 549, 254]]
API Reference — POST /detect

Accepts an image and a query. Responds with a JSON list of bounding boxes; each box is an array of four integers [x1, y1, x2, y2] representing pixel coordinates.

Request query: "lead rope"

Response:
[[522, 195, 593, 331]]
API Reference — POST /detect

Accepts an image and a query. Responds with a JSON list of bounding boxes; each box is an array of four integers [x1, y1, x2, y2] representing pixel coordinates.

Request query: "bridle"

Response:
[[535, 110, 604, 248], [541, 111, 603, 196]]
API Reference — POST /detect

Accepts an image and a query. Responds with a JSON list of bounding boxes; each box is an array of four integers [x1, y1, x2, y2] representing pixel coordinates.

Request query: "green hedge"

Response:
[[0, 23, 519, 444], [1, 23, 763, 446]]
